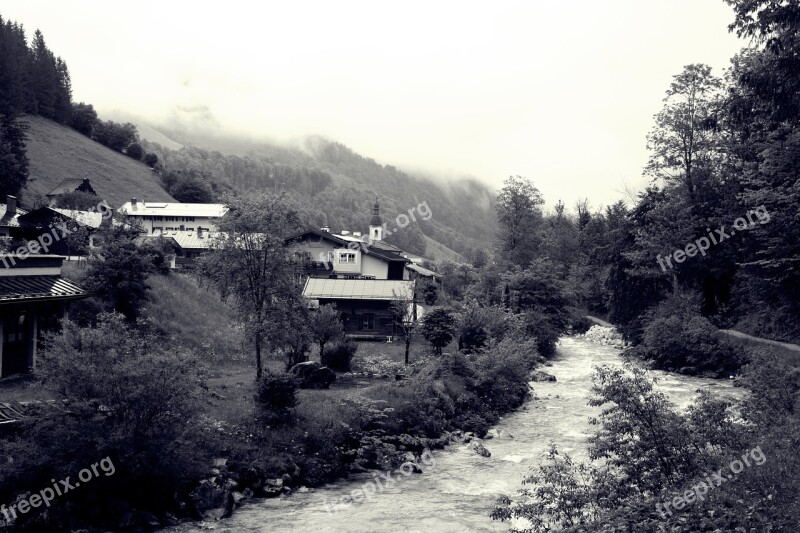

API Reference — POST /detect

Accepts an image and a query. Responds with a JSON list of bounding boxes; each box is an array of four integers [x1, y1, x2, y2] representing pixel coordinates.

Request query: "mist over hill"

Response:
[[137, 122, 497, 261]]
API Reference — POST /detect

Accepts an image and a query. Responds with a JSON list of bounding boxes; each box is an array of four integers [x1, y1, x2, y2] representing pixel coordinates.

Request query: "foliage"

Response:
[[309, 303, 344, 356], [495, 175, 544, 267], [390, 291, 419, 365], [255, 371, 299, 424], [420, 306, 458, 355], [171, 177, 214, 203], [70, 102, 97, 136], [143, 151, 158, 167], [321, 338, 358, 372], [52, 190, 99, 210], [92, 120, 138, 152], [197, 193, 303, 379], [0, 314, 206, 528], [83, 222, 154, 320], [420, 278, 439, 305], [125, 141, 144, 160]]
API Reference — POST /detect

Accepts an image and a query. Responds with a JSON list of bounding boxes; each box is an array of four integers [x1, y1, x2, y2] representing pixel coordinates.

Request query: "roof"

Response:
[[302, 278, 415, 301], [406, 262, 441, 278], [46, 178, 87, 197], [0, 205, 28, 228], [118, 201, 228, 218], [171, 232, 219, 250], [0, 275, 88, 303], [50, 208, 104, 229], [289, 228, 409, 264]]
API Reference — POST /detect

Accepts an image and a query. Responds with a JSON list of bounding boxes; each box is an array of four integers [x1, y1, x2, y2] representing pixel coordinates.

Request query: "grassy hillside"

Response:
[[20, 115, 174, 208]]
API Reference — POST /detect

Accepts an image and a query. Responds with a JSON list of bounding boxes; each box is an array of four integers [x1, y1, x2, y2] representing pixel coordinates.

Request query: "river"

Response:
[[173, 336, 743, 533]]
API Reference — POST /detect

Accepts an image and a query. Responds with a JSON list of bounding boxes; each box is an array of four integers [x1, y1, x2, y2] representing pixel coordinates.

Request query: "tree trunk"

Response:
[[405, 336, 411, 365], [255, 333, 263, 380]]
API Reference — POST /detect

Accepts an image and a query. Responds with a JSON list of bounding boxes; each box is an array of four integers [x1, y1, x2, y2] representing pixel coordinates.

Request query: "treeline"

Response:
[[0, 16, 158, 197], [485, 1, 800, 377]]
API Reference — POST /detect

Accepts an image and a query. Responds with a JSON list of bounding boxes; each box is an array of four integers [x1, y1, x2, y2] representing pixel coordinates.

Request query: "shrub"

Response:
[[421, 306, 458, 355], [125, 142, 144, 160], [255, 371, 300, 424], [321, 339, 357, 372], [144, 152, 158, 168], [522, 309, 560, 358]]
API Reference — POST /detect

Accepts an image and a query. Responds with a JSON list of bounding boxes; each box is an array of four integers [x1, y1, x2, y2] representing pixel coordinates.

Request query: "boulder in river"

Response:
[[471, 442, 491, 457], [531, 370, 557, 382]]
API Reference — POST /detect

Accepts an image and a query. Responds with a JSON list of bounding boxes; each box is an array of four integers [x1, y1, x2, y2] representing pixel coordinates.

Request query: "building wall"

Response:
[[361, 254, 389, 279], [320, 298, 396, 336], [127, 215, 219, 235]]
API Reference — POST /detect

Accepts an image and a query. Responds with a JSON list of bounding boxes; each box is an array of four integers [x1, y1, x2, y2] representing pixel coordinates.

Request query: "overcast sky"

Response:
[[4, 1, 747, 208]]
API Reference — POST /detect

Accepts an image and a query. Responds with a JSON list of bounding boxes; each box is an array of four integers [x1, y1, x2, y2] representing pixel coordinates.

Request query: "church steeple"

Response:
[[369, 198, 383, 242]]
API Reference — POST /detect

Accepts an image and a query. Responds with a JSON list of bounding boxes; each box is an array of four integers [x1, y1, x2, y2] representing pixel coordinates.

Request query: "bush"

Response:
[[636, 293, 745, 376], [522, 309, 560, 358], [421, 306, 458, 355], [144, 152, 159, 168], [125, 142, 144, 160], [255, 371, 300, 423], [321, 339, 357, 372]]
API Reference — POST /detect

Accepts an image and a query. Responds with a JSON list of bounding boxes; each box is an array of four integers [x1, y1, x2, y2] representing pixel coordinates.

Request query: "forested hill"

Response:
[[140, 127, 496, 260]]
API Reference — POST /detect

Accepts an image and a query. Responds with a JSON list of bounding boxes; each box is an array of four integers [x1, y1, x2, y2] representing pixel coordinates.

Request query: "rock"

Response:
[[213, 458, 228, 468], [679, 366, 698, 376], [471, 442, 491, 457], [281, 473, 293, 485], [485, 428, 500, 439], [190, 479, 230, 517], [297, 486, 309, 493], [231, 491, 246, 505], [531, 370, 557, 382], [201, 507, 226, 521], [289, 361, 336, 389]]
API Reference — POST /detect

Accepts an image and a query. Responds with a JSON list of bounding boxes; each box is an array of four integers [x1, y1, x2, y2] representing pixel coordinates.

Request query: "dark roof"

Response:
[[0, 275, 88, 303], [288, 228, 409, 264], [0, 205, 28, 228]]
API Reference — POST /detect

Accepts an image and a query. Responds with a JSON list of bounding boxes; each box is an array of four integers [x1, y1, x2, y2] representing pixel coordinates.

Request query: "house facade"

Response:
[[117, 199, 228, 237], [0, 254, 88, 377], [291, 200, 420, 339]]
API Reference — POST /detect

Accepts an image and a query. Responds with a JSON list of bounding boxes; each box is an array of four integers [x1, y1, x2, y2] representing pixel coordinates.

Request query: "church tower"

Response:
[[369, 198, 383, 242]]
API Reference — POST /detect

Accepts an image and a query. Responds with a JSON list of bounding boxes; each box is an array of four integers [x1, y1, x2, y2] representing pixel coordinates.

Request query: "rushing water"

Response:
[[174, 336, 743, 533]]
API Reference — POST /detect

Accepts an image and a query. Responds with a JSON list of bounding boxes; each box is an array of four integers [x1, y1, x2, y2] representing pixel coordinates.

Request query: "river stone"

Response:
[[531, 370, 557, 382], [471, 442, 491, 457]]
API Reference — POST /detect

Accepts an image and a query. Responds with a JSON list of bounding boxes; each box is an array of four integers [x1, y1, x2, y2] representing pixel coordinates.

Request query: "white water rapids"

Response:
[[173, 336, 743, 532]]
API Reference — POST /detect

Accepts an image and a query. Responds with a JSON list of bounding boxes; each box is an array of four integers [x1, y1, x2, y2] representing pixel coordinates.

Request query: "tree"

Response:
[[53, 190, 99, 210], [309, 303, 344, 357], [143, 152, 158, 168], [171, 178, 213, 203], [198, 193, 303, 379], [645, 64, 723, 200], [495, 175, 545, 267], [125, 142, 144, 161], [70, 102, 97, 136], [0, 115, 28, 196], [92, 120, 138, 152], [390, 288, 419, 365], [420, 307, 458, 355], [84, 223, 153, 320], [420, 279, 439, 305]]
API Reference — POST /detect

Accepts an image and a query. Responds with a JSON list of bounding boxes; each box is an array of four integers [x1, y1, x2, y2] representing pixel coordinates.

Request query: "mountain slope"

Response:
[[20, 115, 174, 208], [140, 125, 497, 260]]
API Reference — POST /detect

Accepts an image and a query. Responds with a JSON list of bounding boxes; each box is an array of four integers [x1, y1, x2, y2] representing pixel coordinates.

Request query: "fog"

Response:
[[3, 0, 746, 206]]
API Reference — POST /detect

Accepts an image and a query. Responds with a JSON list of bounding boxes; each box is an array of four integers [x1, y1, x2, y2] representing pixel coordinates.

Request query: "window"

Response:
[[360, 314, 375, 330], [339, 252, 357, 263]]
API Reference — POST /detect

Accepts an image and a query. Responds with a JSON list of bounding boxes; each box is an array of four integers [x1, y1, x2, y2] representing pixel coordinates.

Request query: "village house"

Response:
[[117, 199, 228, 237], [290, 200, 422, 338], [17, 206, 107, 256], [0, 254, 88, 377], [45, 177, 97, 205]]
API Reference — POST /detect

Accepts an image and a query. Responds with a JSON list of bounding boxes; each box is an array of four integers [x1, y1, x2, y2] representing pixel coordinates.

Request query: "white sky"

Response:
[[3, 0, 747, 209]]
